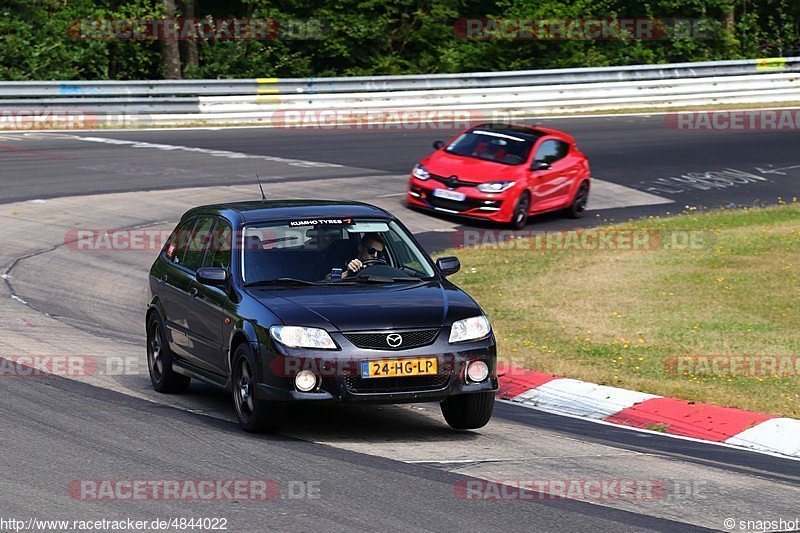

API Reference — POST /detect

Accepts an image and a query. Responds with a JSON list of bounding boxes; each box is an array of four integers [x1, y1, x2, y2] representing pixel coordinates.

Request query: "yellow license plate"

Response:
[[361, 357, 438, 378]]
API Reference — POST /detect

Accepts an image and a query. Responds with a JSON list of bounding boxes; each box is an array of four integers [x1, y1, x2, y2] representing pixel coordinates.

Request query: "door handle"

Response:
[[189, 287, 199, 299], [159, 274, 168, 285]]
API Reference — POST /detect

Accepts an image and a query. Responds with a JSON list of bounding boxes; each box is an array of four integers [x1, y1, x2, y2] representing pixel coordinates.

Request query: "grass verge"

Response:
[[446, 202, 800, 417]]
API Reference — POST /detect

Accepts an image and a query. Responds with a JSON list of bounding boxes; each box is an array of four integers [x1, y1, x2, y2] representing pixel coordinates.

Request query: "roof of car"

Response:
[[183, 199, 392, 223], [472, 122, 574, 142]]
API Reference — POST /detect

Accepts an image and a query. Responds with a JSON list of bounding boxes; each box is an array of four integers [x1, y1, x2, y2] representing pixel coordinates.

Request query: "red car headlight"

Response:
[[476, 181, 515, 193], [411, 164, 430, 180]]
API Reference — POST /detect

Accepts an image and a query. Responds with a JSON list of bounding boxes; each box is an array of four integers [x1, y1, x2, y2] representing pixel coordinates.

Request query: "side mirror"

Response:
[[432, 140, 445, 150], [530, 161, 550, 171], [436, 256, 461, 277], [197, 267, 228, 287]]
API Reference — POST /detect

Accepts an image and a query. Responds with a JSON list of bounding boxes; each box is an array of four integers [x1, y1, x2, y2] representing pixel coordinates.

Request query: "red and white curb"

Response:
[[497, 363, 800, 459]]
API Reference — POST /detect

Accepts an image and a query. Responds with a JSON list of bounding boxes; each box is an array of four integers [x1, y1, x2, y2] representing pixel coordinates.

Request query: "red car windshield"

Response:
[[445, 129, 536, 166]]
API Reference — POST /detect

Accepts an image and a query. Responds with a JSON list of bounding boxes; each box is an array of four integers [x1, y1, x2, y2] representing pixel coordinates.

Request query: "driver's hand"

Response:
[[347, 258, 363, 273]]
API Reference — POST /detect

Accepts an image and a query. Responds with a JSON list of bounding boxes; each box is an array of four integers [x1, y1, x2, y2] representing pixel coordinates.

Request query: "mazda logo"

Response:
[[386, 334, 403, 348]]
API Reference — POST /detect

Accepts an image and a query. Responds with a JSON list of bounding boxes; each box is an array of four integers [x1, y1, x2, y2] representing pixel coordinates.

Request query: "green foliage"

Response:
[[0, 0, 797, 80], [0, 0, 163, 80]]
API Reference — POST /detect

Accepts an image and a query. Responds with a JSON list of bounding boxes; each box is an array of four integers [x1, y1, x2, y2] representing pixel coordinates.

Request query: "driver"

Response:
[[343, 233, 386, 278]]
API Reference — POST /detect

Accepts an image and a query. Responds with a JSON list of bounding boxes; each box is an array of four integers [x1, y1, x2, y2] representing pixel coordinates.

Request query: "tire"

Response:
[[440, 391, 495, 430], [509, 191, 530, 229], [232, 344, 286, 433], [565, 181, 589, 219], [146, 314, 191, 394]]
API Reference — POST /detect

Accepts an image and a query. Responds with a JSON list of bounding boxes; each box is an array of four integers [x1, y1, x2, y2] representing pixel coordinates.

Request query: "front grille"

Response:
[[344, 374, 451, 394], [343, 329, 439, 351], [427, 195, 490, 213], [431, 174, 479, 188]]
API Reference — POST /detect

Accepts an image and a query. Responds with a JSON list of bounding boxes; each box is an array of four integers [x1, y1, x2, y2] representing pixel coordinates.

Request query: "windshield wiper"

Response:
[[349, 275, 423, 283], [245, 278, 317, 287]]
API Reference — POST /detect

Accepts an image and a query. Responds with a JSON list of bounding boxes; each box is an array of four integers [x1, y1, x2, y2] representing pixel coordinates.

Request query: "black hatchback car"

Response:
[[146, 200, 497, 432]]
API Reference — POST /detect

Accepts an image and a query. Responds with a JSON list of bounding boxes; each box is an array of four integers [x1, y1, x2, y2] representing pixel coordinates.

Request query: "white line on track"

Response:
[[69, 135, 344, 169]]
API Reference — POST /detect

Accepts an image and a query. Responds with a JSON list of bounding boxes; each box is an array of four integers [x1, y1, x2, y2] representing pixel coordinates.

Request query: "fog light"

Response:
[[295, 370, 318, 392], [466, 360, 489, 383]]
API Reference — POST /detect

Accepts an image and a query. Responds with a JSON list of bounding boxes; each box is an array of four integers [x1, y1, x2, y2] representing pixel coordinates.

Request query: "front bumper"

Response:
[[407, 176, 516, 223], [255, 329, 498, 403]]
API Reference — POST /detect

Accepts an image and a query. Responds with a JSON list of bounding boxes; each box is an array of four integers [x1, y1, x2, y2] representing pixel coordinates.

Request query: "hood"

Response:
[[422, 151, 523, 183], [248, 281, 481, 332]]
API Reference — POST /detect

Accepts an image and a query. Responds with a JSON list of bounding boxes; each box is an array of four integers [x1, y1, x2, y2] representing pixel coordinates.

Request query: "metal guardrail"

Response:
[[0, 57, 797, 97], [0, 57, 798, 128]]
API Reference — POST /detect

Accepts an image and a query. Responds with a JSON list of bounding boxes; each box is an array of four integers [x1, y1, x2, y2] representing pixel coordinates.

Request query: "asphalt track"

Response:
[[1, 114, 799, 532], [1, 113, 799, 207]]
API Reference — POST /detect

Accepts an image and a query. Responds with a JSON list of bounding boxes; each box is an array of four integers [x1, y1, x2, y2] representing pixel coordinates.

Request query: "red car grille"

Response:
[[428, 195, 494, 213], [430, 174, 479, 188]]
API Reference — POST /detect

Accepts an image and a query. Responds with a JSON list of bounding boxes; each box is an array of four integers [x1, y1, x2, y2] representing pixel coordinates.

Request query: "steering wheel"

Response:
[[360, 258, 388, 268]]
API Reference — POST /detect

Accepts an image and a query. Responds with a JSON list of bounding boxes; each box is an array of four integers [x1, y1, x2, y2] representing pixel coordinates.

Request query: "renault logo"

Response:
[[386, 334, 403, 348], [447, 176, 458, 189]]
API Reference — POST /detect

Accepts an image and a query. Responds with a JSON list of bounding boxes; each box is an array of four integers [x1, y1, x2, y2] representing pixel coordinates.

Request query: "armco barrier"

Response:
[[1, 57, 798, 128]]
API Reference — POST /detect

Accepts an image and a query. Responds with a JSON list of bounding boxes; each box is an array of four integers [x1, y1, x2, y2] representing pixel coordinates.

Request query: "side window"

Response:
[[181, 216, 216, 272], [203, 219, 233, 270], [164, 217, 196, 265], [534, 140, 569, 165]]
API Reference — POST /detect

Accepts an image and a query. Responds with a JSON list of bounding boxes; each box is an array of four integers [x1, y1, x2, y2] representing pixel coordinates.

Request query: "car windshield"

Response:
[[241, 218, 437, 285], [445, 129, 536, 166]]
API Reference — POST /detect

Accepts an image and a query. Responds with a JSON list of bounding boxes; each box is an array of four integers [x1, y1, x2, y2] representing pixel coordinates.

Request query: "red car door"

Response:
[[527, 138, 576, 213]]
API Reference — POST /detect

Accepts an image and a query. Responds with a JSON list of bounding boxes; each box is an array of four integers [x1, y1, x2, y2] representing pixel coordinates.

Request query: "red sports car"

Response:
[[407, 123, 591, 228]]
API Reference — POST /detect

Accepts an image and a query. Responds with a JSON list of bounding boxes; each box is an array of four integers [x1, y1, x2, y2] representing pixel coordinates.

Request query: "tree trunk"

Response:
[[720, 0, 737, 56], [179, 0, 199, 76], [722, 1, 735, 38], [160, 0, 182, 79]]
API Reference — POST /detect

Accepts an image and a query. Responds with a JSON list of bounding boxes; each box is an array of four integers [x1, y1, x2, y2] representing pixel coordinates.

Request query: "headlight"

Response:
[[449, 316, 491, 343], [477, 181, 515, 193], [270, 326, 337, 350], [412, 164, 430, 180]]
